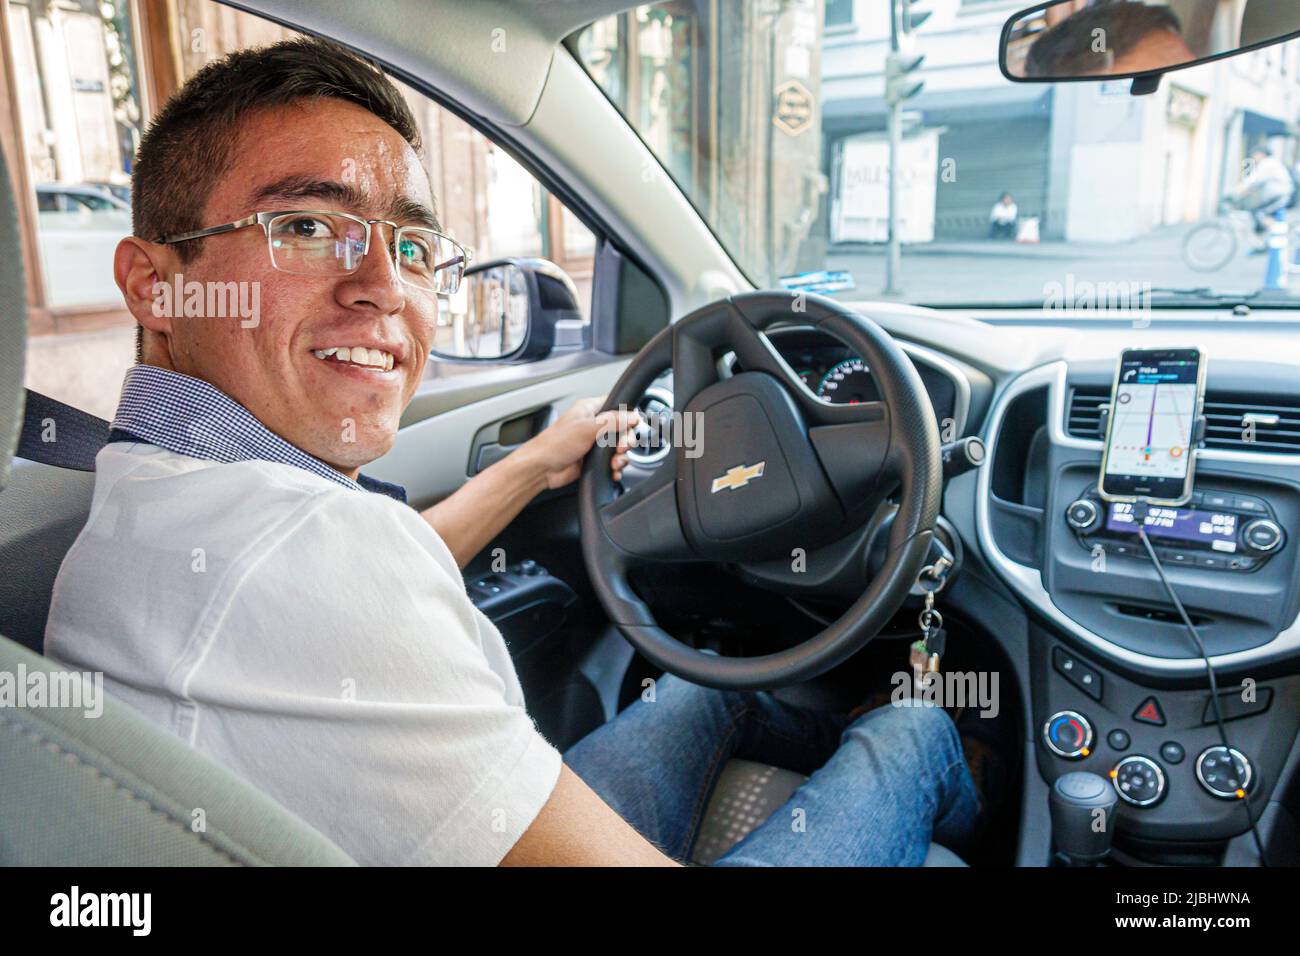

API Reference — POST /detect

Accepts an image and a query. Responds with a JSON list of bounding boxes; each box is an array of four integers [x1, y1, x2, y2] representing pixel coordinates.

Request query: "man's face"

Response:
[[158, 98, 438, 476]]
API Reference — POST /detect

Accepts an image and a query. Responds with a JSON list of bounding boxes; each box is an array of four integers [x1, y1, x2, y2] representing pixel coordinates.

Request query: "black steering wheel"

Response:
[[579, 291, 942, 690]]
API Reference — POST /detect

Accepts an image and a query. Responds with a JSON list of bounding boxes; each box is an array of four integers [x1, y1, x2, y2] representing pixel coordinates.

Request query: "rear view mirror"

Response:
[[1000, 0, 1300, 84], [431, 258, 584, 363]]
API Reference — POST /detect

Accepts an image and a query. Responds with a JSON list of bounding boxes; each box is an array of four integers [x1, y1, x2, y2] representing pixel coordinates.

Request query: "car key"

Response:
[[910, 563, 950, 684]]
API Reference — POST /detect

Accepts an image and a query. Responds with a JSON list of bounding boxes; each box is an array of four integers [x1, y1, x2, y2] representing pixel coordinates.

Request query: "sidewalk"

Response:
[[824, 223, 1295, 304], [832, 223, 1208, 259]]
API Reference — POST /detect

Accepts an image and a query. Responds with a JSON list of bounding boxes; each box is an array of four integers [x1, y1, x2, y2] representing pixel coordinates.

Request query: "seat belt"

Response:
[[16, 390, 109, 471], [14, 389, 408, 502]]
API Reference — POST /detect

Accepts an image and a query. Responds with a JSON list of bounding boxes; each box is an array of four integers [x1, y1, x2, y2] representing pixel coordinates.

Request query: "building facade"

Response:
[[820, 0, 1300, 244]]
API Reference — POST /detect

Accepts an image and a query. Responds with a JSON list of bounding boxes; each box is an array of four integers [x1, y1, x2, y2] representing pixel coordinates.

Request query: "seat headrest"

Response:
[[0, 146, 27, 492]]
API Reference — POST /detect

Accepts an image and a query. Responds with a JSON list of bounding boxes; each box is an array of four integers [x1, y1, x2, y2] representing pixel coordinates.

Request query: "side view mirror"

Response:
[[1000, 0, 1300, 88], [429, 258, 585, 363]]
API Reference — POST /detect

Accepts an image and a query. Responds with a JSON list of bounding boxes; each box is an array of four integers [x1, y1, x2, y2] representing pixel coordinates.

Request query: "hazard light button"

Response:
[[1133, 697, 1166, 726]]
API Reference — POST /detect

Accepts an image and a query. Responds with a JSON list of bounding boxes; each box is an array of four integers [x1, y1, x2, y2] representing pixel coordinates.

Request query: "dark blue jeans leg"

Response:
[[564, 674, 979, 865], [715, 700, 981, 866]]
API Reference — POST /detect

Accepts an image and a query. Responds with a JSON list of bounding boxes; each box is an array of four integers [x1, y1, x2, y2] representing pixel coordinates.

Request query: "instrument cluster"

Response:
[[781, 344, 880, 405]]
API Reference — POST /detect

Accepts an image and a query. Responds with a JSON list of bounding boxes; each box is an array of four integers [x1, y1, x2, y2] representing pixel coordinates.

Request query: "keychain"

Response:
[[909, 558, 951, 690]]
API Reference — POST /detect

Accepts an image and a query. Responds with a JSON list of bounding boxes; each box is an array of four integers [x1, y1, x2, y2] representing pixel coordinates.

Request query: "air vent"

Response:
[[1065, 384, 1300, 455], [1202, 393, 1300, 454], [1065, 386, 1110, 439]]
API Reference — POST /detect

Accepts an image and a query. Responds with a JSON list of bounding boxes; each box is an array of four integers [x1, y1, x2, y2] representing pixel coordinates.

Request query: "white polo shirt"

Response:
[[44, 366, 561, 865]]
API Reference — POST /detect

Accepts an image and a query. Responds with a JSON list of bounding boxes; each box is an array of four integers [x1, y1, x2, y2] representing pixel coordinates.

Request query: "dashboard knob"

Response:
[[1065, 498, 1101, 533], [1196, 746, 1254, 799], [1044, 710, 1094, 759], [1111, 755, 1167, 807], [1241, 518, 1283, 554]]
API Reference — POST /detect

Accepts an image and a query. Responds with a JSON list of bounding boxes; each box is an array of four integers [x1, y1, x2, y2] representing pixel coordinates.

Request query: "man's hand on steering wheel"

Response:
[[527, 397, 640, 488]]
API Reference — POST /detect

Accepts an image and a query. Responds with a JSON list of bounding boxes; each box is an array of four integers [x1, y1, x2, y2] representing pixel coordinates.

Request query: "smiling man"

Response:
[[43, 36, 663, 866], [44, 37, 981, 868]]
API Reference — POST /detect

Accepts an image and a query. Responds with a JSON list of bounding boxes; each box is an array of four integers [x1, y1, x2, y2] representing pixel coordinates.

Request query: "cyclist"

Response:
[[1229, 146, 1295, 253]]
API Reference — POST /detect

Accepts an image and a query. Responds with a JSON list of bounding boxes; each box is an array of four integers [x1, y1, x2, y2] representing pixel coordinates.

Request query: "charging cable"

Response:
[[1131, 500, 1269, 866]]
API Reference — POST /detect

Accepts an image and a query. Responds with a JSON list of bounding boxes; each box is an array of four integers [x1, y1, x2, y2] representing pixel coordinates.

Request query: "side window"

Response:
[[7, 0, 598, 419], [8, 0, 143, 417], [399, 88, 596, 386]]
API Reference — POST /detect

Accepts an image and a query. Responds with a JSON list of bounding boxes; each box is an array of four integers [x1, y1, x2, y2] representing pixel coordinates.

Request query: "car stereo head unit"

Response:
[[1105, 501, 1238, 551], [1064, 487, 1286, 571]]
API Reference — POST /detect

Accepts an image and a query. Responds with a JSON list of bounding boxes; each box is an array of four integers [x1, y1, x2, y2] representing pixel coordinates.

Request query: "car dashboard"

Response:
[[621, 304, 1300, 867]]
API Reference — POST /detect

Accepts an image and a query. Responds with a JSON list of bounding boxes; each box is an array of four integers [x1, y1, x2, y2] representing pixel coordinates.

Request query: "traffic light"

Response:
[[885, 51, 925, 106], [901, 0, 931, 35]]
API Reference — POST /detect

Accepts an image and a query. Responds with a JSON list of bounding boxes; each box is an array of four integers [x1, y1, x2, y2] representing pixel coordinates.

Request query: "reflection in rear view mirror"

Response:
[[1001, 0, 1300, 83]]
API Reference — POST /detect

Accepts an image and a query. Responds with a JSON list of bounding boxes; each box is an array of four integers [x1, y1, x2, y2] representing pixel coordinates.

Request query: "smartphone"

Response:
[[1098, 346, 1206, 506]]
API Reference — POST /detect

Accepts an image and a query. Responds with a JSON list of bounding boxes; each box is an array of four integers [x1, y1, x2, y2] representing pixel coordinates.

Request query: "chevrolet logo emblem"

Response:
[[711, 461, 766, 494]]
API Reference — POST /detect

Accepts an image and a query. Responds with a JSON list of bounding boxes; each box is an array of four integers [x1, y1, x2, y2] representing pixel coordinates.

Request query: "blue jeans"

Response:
[[564, 673, 980, 866]]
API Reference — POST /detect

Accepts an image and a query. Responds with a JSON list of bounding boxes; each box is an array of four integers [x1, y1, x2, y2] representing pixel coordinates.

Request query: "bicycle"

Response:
[[1181, 196, 1298, 273]]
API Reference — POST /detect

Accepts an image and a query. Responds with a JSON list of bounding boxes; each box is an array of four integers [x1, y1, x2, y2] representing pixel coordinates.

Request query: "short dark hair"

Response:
[[1025, 2, 1183, 78], [131, 36, 424, 358]]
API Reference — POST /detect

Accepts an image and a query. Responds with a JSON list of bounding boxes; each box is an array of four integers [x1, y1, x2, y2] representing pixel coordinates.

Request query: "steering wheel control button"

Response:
[[1132, 696, 1166, 726], [1052, 646, 1103, 701], [1160, 741, 1185, 765], [1107, 729, 1130, 751], [1065, 498, 1100, 532], [1044, 710, 1094, 760], [1242, 518, 1283, 554], [1111, 755, 1167, 807], [1196, 746, 1254, 800]]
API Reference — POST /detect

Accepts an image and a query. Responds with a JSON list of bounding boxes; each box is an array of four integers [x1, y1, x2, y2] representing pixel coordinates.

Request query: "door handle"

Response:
[[467, 405, 554, 475]]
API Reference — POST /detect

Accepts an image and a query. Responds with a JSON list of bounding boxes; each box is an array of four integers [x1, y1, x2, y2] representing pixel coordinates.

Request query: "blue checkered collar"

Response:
[[109, 364, 407, 503]]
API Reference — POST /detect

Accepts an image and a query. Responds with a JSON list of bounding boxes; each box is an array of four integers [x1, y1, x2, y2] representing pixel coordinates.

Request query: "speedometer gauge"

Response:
[[816, 358, 873, 404]]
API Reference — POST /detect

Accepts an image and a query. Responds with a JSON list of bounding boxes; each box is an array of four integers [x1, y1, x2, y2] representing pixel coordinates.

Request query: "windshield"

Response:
[[569, 1, 1300, 308]]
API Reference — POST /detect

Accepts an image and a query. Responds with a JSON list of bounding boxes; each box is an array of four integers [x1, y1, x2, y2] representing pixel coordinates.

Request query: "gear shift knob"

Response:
[[1049, 771, 1118, 864]]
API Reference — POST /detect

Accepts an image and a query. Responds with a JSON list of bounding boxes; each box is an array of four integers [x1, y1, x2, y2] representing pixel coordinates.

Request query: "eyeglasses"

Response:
[[155, 210, 471, 295]]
